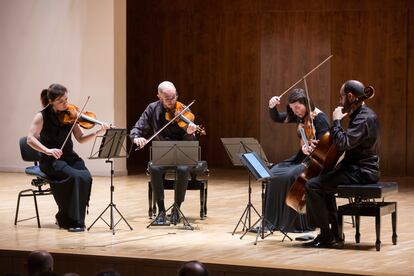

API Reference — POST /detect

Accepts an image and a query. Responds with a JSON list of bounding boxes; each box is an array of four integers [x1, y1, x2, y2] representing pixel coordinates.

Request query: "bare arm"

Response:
[[27, 112, 62, 159]]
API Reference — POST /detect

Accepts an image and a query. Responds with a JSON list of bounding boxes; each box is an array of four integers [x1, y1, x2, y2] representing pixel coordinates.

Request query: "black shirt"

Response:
[[331, 104, 380, 181], [130, 101, 195, 141]]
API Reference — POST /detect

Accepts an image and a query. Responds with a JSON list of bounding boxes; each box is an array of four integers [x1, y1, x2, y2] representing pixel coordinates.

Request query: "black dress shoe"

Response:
[[170, 208, 181, 225], [303, 234, 323, 247], [303, 234, 337, 248], [67, 222, 86, 232], [152, 211, 170, 226], [68, 226, 85, 232]]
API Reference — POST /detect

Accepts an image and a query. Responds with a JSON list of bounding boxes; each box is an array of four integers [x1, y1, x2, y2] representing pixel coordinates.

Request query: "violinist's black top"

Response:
[[130, 101, 195, 141], [40, 104, 74, 157]]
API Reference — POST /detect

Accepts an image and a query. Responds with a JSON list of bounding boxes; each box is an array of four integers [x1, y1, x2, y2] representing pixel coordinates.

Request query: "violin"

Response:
[[58, 104, 105, 129], [165, 101, 206, 135]]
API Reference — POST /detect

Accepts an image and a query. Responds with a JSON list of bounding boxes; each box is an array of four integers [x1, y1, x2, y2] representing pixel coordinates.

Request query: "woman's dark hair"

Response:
[[40, 83, 67, 107], [285, 88, 315, 122]]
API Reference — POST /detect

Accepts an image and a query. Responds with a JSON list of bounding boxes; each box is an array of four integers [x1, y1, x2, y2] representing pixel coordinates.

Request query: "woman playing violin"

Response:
[[130, 81, 204, 225], [27, 83, 110, 232], [263, 89, 330, 233]]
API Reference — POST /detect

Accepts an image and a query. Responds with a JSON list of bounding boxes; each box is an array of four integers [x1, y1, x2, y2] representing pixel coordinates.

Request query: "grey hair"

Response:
[[157, 81, 176, 93]]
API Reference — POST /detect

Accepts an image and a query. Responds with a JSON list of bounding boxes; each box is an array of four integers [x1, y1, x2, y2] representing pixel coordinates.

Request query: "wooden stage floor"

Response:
[[0, 170, 413, 275]]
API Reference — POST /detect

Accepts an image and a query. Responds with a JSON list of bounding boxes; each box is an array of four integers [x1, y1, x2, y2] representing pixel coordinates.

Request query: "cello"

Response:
[[285, 86, 375, 213]]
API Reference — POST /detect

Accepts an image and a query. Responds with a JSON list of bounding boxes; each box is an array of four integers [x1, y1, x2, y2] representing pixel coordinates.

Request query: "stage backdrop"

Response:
[[126, 0, 414, 177]]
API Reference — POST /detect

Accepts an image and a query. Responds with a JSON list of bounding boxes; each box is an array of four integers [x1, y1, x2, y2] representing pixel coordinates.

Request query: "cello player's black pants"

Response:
[[305, 167, 359, 239]]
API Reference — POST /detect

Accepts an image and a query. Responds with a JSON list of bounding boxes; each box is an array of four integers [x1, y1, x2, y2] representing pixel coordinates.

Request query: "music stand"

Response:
[[87, 128, 133, 235], [239, 152, 292, 244], [221, 138, 269, 236], [147, 141, 199, 230]]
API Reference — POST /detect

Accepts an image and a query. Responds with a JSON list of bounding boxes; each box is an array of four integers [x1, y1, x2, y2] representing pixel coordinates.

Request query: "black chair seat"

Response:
[[337, 182, 398, 200]]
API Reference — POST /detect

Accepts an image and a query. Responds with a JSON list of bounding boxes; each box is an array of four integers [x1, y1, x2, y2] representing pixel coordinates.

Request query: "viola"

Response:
[[58, 104, 104, 129], [165, 101, 206, 135], [298, 112, 316, 149]]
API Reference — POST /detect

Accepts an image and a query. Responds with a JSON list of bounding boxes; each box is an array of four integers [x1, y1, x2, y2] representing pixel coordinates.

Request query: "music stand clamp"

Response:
[[221, 138, 269, 236], [147, 141, 199, 230], [87, 128, 133, 235]]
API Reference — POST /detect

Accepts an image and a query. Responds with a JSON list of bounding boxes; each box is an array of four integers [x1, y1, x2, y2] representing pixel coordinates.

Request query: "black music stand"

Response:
[[238, 152, 292, 244], [221, 138, 270, 236], [147, 141, 199, 230], [87, 128, 133, 235]]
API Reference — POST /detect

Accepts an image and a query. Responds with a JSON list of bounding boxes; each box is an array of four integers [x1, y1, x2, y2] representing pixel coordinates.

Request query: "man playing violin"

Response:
[[130, 81, 198, 224], [27, 83, 110, 232], [304, 80, 380, 248]]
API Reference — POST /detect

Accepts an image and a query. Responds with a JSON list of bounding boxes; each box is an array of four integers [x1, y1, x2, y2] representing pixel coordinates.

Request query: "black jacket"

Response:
[[130, 101, 195, 141], [331, 104, 380, 182]]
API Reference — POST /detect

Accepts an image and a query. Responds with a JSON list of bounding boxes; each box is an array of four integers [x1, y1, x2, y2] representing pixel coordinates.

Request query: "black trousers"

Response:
[[149, 161, 208, 205], [148, 165, 190, 204]]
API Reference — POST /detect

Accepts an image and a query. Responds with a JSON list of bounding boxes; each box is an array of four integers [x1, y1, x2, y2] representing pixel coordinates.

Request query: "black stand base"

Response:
[[239, 181, 292, 245], [232, 202, 261, 235], [147, 203, 193, 230], [87, 202, 133, 235], [87, 160, 133, 235]]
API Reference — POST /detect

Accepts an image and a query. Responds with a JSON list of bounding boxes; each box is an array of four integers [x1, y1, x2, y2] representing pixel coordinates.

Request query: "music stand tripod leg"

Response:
[[171, 202, 193, 230], [232, 175, 261, 235], [88, 160, 133, 234]]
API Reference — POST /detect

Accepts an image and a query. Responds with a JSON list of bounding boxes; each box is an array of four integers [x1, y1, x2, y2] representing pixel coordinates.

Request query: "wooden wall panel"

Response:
[[192, 12, 261, 167], [331, 9, 407, 176], [127, 1, 261, 172], [405, 1, 414, 175], [127, 0, 413, 176], [260, 11, 331, 164]]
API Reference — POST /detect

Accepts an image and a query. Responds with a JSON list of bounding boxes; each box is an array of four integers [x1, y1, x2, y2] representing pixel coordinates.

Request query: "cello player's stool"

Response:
[[337, 182, 398, 251]]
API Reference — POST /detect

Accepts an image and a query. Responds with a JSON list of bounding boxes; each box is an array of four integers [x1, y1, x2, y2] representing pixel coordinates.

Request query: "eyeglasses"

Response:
[[161, 95, 177, 102]]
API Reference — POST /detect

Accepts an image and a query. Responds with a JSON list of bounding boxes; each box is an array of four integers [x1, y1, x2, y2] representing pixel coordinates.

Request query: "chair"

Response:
[[147, 161, 209, 219], [15, 136, 53, 228], [336, 182, 398, 251]]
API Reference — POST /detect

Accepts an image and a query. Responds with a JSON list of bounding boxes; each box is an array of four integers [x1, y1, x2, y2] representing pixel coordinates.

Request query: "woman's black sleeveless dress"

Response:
[[39, 105, 92, 228]]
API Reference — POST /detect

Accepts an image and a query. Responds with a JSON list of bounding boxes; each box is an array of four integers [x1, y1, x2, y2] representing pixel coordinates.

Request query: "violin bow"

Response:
[[60, 96, 90, 151], [278, 54, 333, 98], [135, 100, 196, 151]]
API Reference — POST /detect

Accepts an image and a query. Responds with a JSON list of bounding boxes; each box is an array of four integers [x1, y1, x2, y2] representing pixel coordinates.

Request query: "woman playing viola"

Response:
[[27, 83, 110, 232], [263, 89, 330, 233]]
